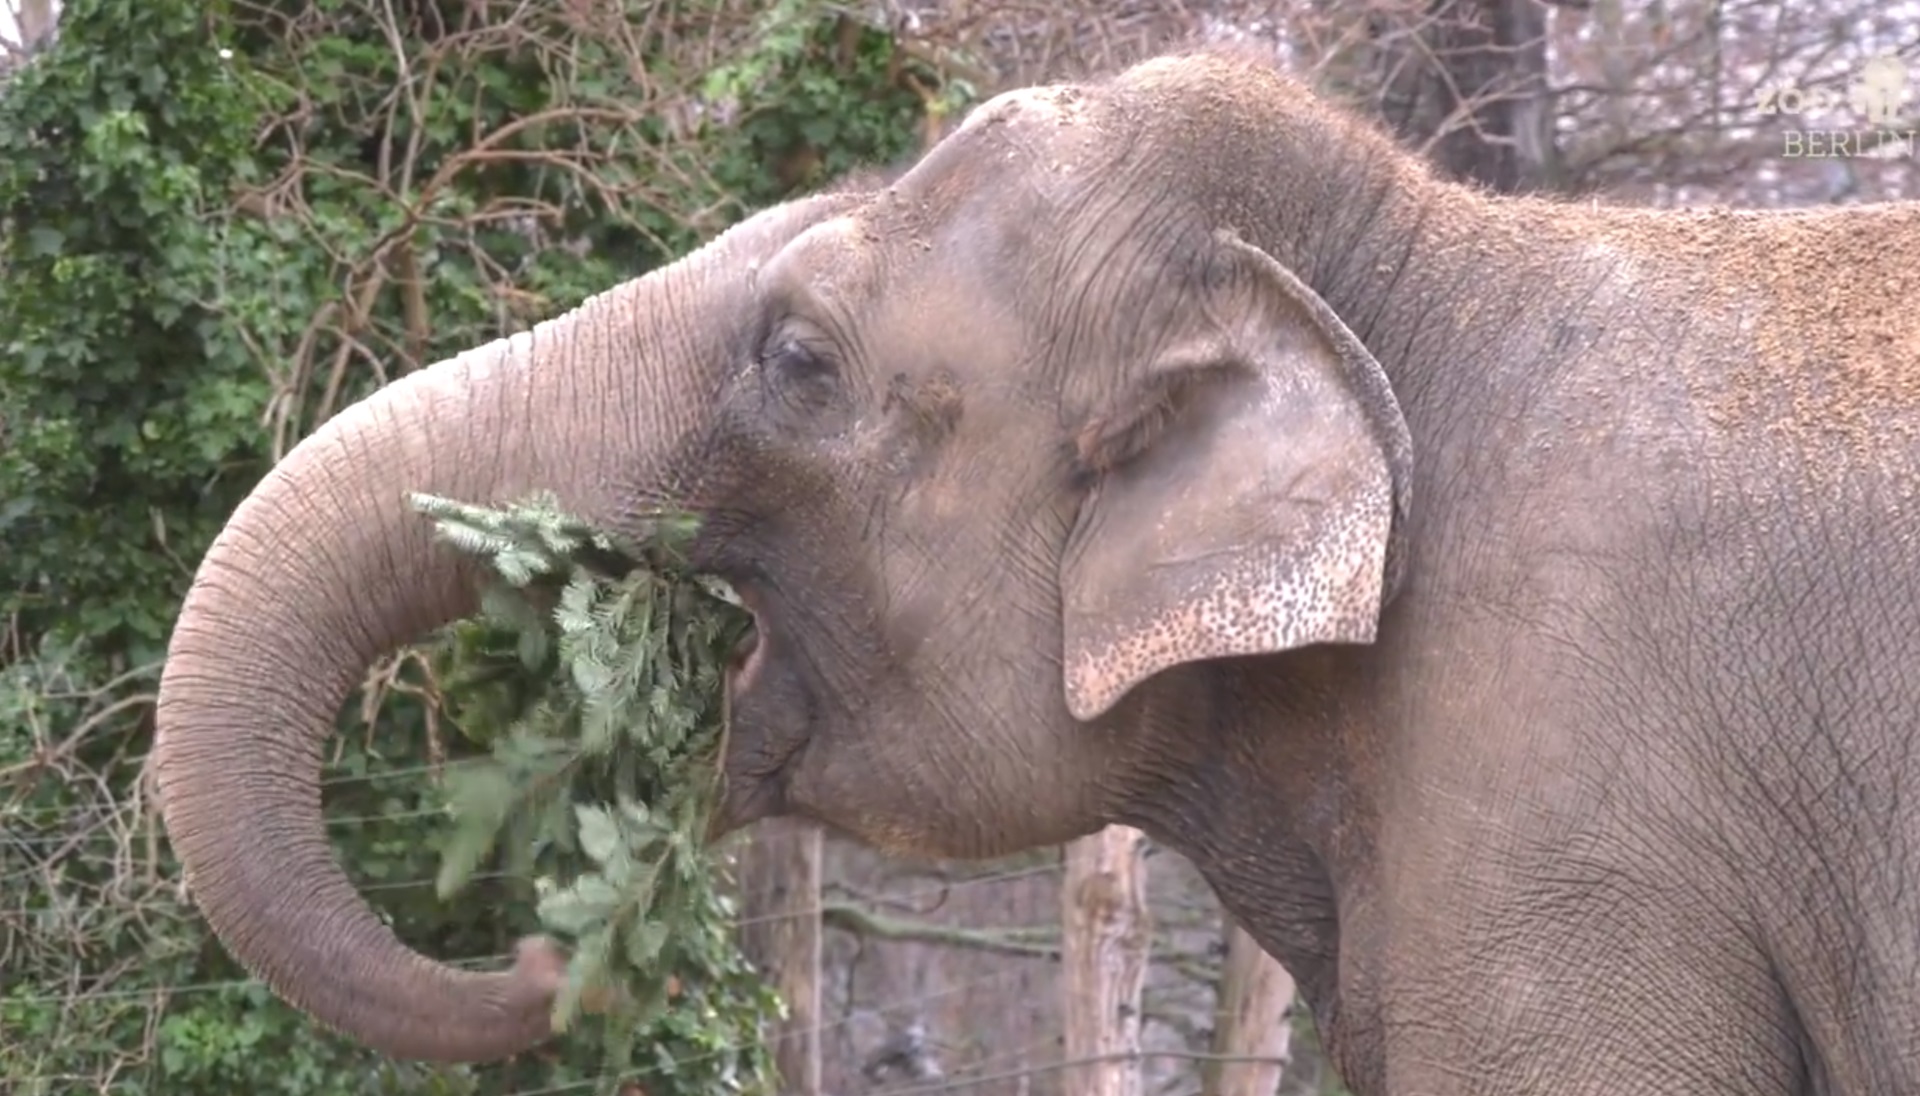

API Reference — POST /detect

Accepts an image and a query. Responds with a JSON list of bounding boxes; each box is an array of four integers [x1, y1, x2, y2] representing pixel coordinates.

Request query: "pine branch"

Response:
[[411, 492, 772, 1086]]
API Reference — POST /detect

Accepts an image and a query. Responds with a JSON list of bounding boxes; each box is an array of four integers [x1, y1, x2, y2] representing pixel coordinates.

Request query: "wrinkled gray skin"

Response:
[[152, 46, 1920, 1093]]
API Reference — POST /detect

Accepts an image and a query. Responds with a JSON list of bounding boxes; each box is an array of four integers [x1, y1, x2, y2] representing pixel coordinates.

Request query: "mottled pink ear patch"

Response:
[[1056, 229, 1409, 723], [1061, 476, 1393, 721]]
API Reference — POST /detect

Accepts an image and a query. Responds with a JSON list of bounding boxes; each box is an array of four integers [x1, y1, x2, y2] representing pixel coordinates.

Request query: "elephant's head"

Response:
[[154, 48, 1414, 1062]]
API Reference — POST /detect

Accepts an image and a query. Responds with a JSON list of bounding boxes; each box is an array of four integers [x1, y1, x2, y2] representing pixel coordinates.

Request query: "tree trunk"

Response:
[[1347, 0, 1563, 193], [1060, 825, 1151, 1096], [736, 817, 824, 1096], [1201, 919, 1296, 1096], [6, 0, 57, 55], [19, 0, 57, 45]]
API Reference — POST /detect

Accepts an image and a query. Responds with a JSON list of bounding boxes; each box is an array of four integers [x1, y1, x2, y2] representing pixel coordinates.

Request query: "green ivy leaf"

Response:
[[576, 804, 620, 866], [625, 919, 669, 970], [536, 875, 620, 936]]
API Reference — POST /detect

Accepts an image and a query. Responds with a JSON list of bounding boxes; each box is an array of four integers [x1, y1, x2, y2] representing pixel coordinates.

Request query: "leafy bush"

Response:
[[0, 1, 973, 1093]]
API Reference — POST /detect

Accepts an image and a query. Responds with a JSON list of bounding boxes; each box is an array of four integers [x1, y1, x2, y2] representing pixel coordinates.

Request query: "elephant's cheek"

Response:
[[708, 751, 781, 841]]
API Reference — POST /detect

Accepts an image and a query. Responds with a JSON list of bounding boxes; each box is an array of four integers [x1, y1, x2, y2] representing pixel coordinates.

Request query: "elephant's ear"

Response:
[[1058, 230, 1414, 722]]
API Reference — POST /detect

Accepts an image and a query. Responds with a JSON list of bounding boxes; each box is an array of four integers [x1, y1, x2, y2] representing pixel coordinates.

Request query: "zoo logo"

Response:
[[1755, 54, 1908, 125]]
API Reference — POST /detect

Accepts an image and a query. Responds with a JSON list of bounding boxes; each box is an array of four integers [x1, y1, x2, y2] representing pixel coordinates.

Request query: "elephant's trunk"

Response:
[[151, 195, 857, 1062], [155, 300, 647, 1061]]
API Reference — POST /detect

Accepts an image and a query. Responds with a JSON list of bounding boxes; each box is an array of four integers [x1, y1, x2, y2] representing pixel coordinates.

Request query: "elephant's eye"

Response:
[[753, 328, 843, 424]]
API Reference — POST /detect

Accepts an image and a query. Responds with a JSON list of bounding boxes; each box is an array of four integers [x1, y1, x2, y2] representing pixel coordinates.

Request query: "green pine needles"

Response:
[[409, 491, 780, 1092]]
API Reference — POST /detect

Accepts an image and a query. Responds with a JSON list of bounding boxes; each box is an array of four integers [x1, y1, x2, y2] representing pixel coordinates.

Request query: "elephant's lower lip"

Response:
[[730, 627, 759, 661]]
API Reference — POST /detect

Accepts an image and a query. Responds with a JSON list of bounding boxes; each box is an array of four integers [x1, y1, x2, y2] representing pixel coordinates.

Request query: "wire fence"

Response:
[[3, 855, 1078, 1003], [3, 810, 1267, 1096], [4, 735, 1286, 1096], [17, 968, 1026, 1095], [6, 954, 1296, 1096], [1, 639, 1262, 1096]]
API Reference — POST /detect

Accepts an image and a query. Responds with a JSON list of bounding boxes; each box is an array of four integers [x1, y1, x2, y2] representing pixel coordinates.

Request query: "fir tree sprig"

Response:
[[409, 491, 775, 1089]]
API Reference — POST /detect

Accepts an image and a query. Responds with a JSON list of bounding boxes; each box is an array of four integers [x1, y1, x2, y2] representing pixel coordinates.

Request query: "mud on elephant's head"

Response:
[[152, 47, 1411, 1063]]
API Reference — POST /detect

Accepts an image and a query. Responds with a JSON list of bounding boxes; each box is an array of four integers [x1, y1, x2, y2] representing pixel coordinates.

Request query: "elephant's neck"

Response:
[[1108, 657, 1357, 1063], [1126, 729, 1377, 1087], [1289, 178, 1576, 405], [1148, 63, 1582, 422]]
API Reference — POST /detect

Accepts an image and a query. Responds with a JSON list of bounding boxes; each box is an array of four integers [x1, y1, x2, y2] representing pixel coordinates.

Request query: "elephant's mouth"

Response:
[[710, 606, 791, 836], [726, 619, 764, 689], [723, 580, 768, 691], [710, 582, 799, 837]]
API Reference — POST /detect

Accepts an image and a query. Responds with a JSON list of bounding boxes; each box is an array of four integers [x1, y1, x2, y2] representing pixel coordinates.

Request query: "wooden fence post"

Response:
[[736, 817, 824, 1096], [1201, 919, 1296, 1096], [1060, 825, 1151, 1096]]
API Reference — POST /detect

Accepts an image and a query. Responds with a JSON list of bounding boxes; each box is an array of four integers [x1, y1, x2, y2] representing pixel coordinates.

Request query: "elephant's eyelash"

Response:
[[758, 336, 835, 378]]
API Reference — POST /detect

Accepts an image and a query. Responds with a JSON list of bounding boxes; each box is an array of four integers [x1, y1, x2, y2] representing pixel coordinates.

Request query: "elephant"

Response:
[[151, 44, 1920, 1094]]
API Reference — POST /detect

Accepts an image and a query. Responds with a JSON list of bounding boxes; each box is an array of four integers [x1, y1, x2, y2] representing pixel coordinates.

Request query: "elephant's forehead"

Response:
[[754, 215, 885, 306], [773, 87, 1137, 315], [952, 84, 1097, 141], [890, 84, 1117, 216]]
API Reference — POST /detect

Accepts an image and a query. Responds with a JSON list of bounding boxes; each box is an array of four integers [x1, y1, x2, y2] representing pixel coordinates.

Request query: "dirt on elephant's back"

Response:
[[1630, 202, 1920, 471]]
